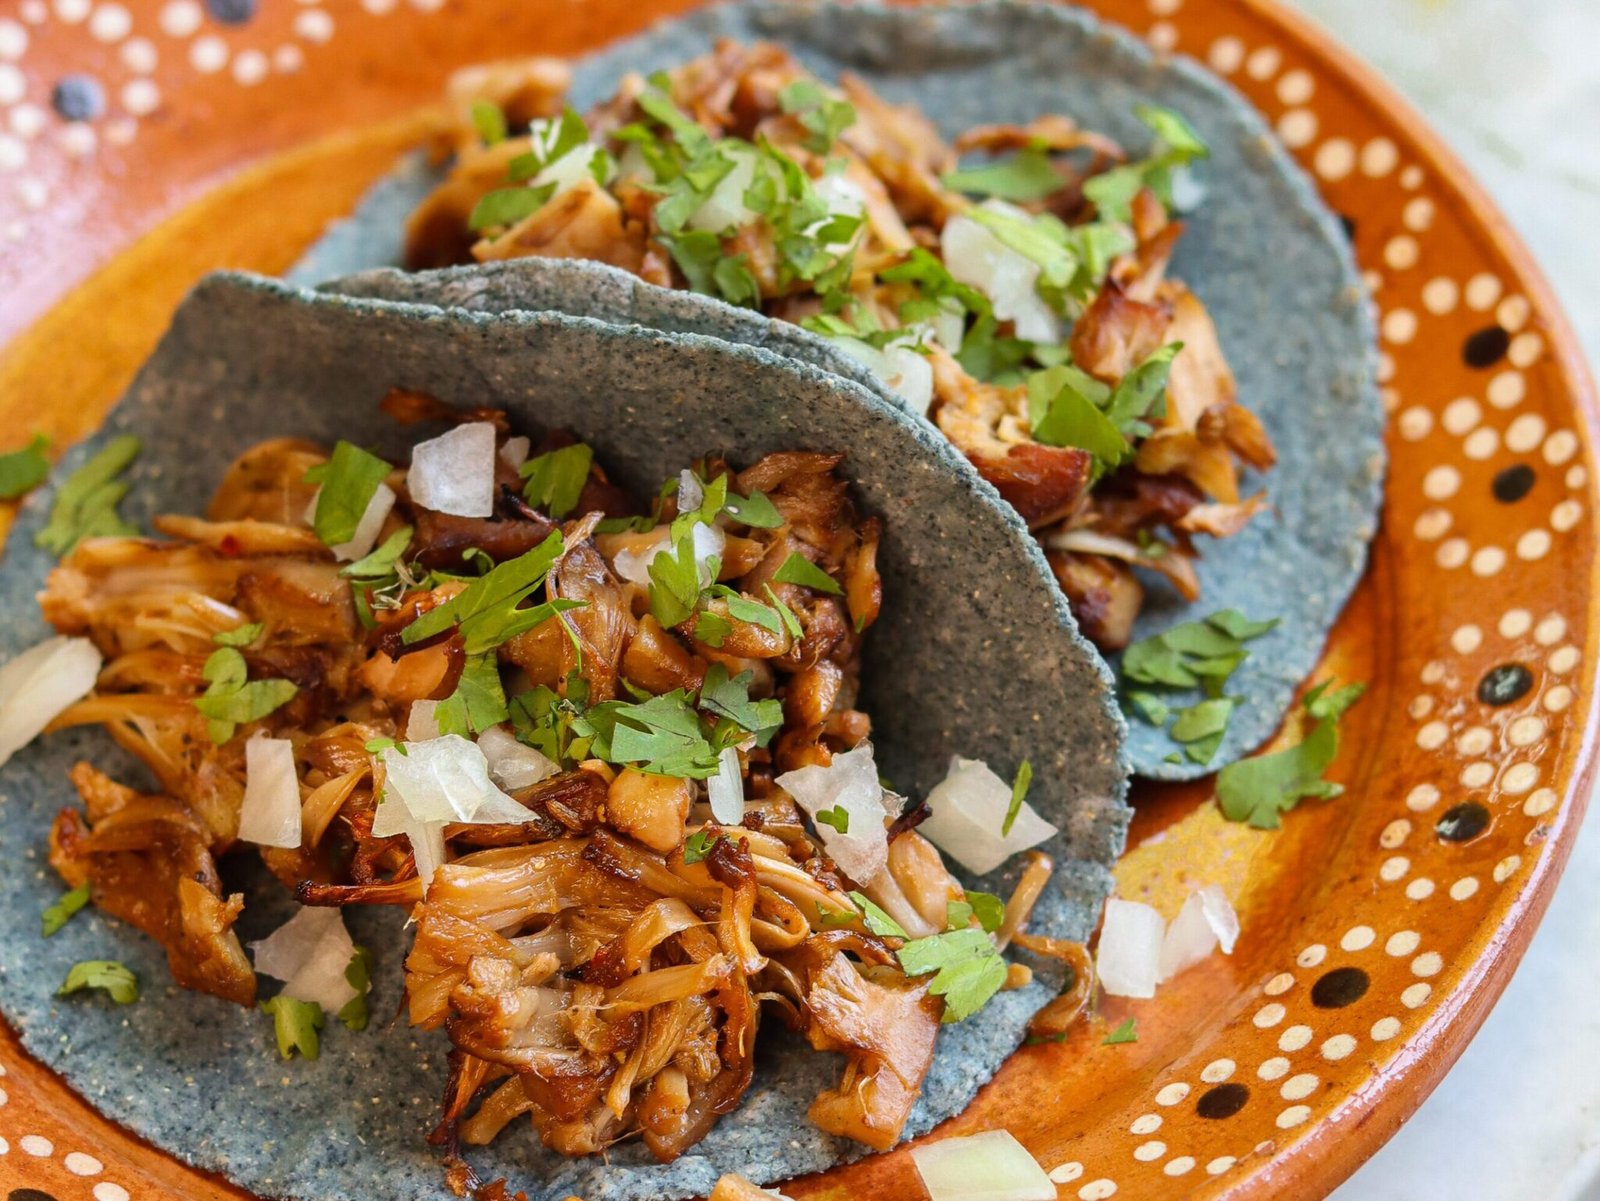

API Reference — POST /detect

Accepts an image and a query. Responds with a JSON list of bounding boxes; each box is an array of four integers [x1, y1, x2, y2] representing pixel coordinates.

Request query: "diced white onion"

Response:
[[830, 335, 935, 416], [406, 699, 442, 742], [1158, 884, 1239, 982], [609, 523, 725, 589], [499, 435, 531, 470], [250, 906, 360, 1015], [408, 422, 498, 518], [686, 147, 759, 233], [677, 469, 704, 514], [236, 733, 301, 849], [0, 636, 102, 770], [331, 482, 395, 561], [1096, 897, 1165, 999], [927, 296, 967, 355], [477, 725, 558, 791], [708, 745, 744, 825], [410, 819, 449, 887], [917, 756, 1058, 877], [776, 742, 890, 885], [908, 1130, 1056, 1201], [531, 142, 608, 197], [808, 171, 868, 254], [941, 201, 1061, 344]]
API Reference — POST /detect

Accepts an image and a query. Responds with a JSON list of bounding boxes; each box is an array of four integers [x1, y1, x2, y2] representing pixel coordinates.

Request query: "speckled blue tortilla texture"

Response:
[[305, 0, 1385, 780], [0, 273, 1128, 1201]]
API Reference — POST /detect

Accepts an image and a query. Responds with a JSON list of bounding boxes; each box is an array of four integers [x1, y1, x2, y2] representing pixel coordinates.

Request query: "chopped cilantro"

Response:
[[213, 622, 264, 648], [1027, 364, 1127, 468], [763, 585, 805, 639], [575, 689, 720, 777], [309, 441, 391, 549], [508, 107, 590, 181], [401, 533, 572, 654], [698, 663, 783, 747], [434, 652, 510, 737], [1216, 679, 1365, 828], [58, 959, 138, 1004], [942, 148, 1063, 202], [35, 434, 141, 557], [1207, 609, 1279, 641], [260, 994, 324, 1059], [41, 882, 90, 937], [337, 945, 374, 1032], [772, 551, 841, 595], [967, 890, 1007, 933], [896, 928, 1008, 1023], [1170, 697, 1237, 764], [468, 183, 556, 232], [682, 828, 720, 864], [658, 229, 763, 308], [194, 646, 298, 744], [1002, 759, 1033, 837], [849, 891, 908, 939], [342, 525, 412, 579], [1121, 611, 1277, 692], [0, 434, 50, 500], [648, 524, 718, 628], [509, 679, 592, 767], [722, 488, 782, 529], [1103, 1016, 1138, 1045], [778, 79, 857, 155], [692, 609, 734, 648], [1083, 103, 1209, 222], [814, 805, 850, 833], [521, 442, 593, 518], [946, 899, 975, 930], [1104, 342, 1182, 439], [470, 99, 507, 146], [364, 736, 403, 756], [1126, 690, 1171, 726]]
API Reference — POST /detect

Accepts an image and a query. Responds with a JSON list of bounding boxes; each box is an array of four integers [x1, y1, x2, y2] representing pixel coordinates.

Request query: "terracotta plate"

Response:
[[0, 1, 1594, 1199]]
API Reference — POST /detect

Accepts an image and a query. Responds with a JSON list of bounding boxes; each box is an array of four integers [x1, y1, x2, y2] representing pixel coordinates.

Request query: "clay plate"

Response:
[[0, 1, 1594, 1199]]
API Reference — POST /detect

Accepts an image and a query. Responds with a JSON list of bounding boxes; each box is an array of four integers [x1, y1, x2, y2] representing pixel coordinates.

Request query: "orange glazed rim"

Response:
[[0, 1, 1594, 1200]]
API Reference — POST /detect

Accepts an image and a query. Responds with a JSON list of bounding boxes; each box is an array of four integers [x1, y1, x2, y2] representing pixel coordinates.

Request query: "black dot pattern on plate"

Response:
[[1196, 1082, 1250, 1119], [1492, 463, 1536, 503], [1338, 213, 1357, 241], [1463, 325, 1511, 368], [50, 74, 104, 122], [1311, 966, 1369, 1008], [10, 1190, 65, 1201], [1437, 801, 1492, 843], [1479, 663, 1535, 706], [205, 0, 256, 23]]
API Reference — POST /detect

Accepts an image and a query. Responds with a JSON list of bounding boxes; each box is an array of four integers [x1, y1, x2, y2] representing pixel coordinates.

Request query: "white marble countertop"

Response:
[[1288, 1, 1600, 1198]]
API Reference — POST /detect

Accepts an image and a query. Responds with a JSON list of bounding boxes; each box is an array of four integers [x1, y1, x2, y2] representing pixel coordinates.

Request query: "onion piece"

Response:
[[311, 482, 395, 562], [1158, 884, 1239, 982], [250, 906, 360, 1015], [677, 469, 704, 514], [380, 736, 522, 824], [408, 422, 497, 518], [0, 636, 103, 769], [236, 733, 302, 849], [908, 1130, 1055, 1201], [830, 336, 934, 416], [477, 725, 558, 791], [941, 201, 1061, 345], [917, 756, 1058, 876], [406, 699, 442, 742], [1096, 897, 1165, 999], [499, 436, 531, 470], [686, 146, 759, 233], [610, 523, 724, 588], [776, 742, 890, 885], [707, 745, 744, 824]]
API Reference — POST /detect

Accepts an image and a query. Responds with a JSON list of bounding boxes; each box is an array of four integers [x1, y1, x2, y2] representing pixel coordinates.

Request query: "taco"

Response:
[[0, 273, 1127, 1201], [306, 1, 1384, 779]]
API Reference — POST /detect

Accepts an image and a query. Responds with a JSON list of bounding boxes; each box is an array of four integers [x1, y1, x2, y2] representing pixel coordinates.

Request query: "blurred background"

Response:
[[1299, 5, 1600, 1198]]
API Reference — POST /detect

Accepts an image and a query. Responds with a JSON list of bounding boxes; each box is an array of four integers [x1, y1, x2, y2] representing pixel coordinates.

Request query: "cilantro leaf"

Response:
[[1216, 679, 1364, 828], [1084, 104, 1209, 222], [42, 882, 91, 937], [896, 928, 1008, 1023], [848, 891, 908, 939], [337, 945, 373, 1032], [310, 441, 391, 548], [58, 959, 138, 1004], [692, 610, 733, 648], [402, 533, 569, 653], [966, 890, 1007, 933], [1206, 609, 1280, 641], [967, 206, 1078, 294], [1126, 691, 1171, 726], [682, 828, 720, 864], [35, 434, 141, 557], [815, 805, 850, 833], [213, 622, 264, 648], [1103, 1016, 1138, 1045], [0, 434, 50, 500], [470, 99, 507, 146], [1120, 611, 1274, 691], [648, 525, 716, 628], [508, 107, 591, 181], [521, 443, 593, 518], [260, 994, 324, 1060], [763, 585, 805, 640], [946, 899, 974, 930], [942, 149, 1063, 202], [1171, 697, 1236, 764], [698, 663, 783, 746], [1002, 759, 1033, 837], [341, 525, 412, 579], [1027, 364, 1128, 467], [1104, 343, 1183, 439], [778, 79, 856, 155], [434, 652, 510, 737], [772, 551, 842, 595], [576, 689, 721, 777], [194, 647, 298, 744], [510, 682, 592, 767], [721, 488, 782, 529], [468, 183, 556, 232]]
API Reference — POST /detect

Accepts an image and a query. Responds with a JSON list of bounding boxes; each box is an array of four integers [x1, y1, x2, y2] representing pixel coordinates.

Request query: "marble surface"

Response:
[[1293, 1, 1600, 1198]]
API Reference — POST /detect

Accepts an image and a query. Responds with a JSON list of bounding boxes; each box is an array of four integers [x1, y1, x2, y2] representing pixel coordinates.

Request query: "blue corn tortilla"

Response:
[[0, 272, 1128, 1201], [303, 0, 1385, 780]]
